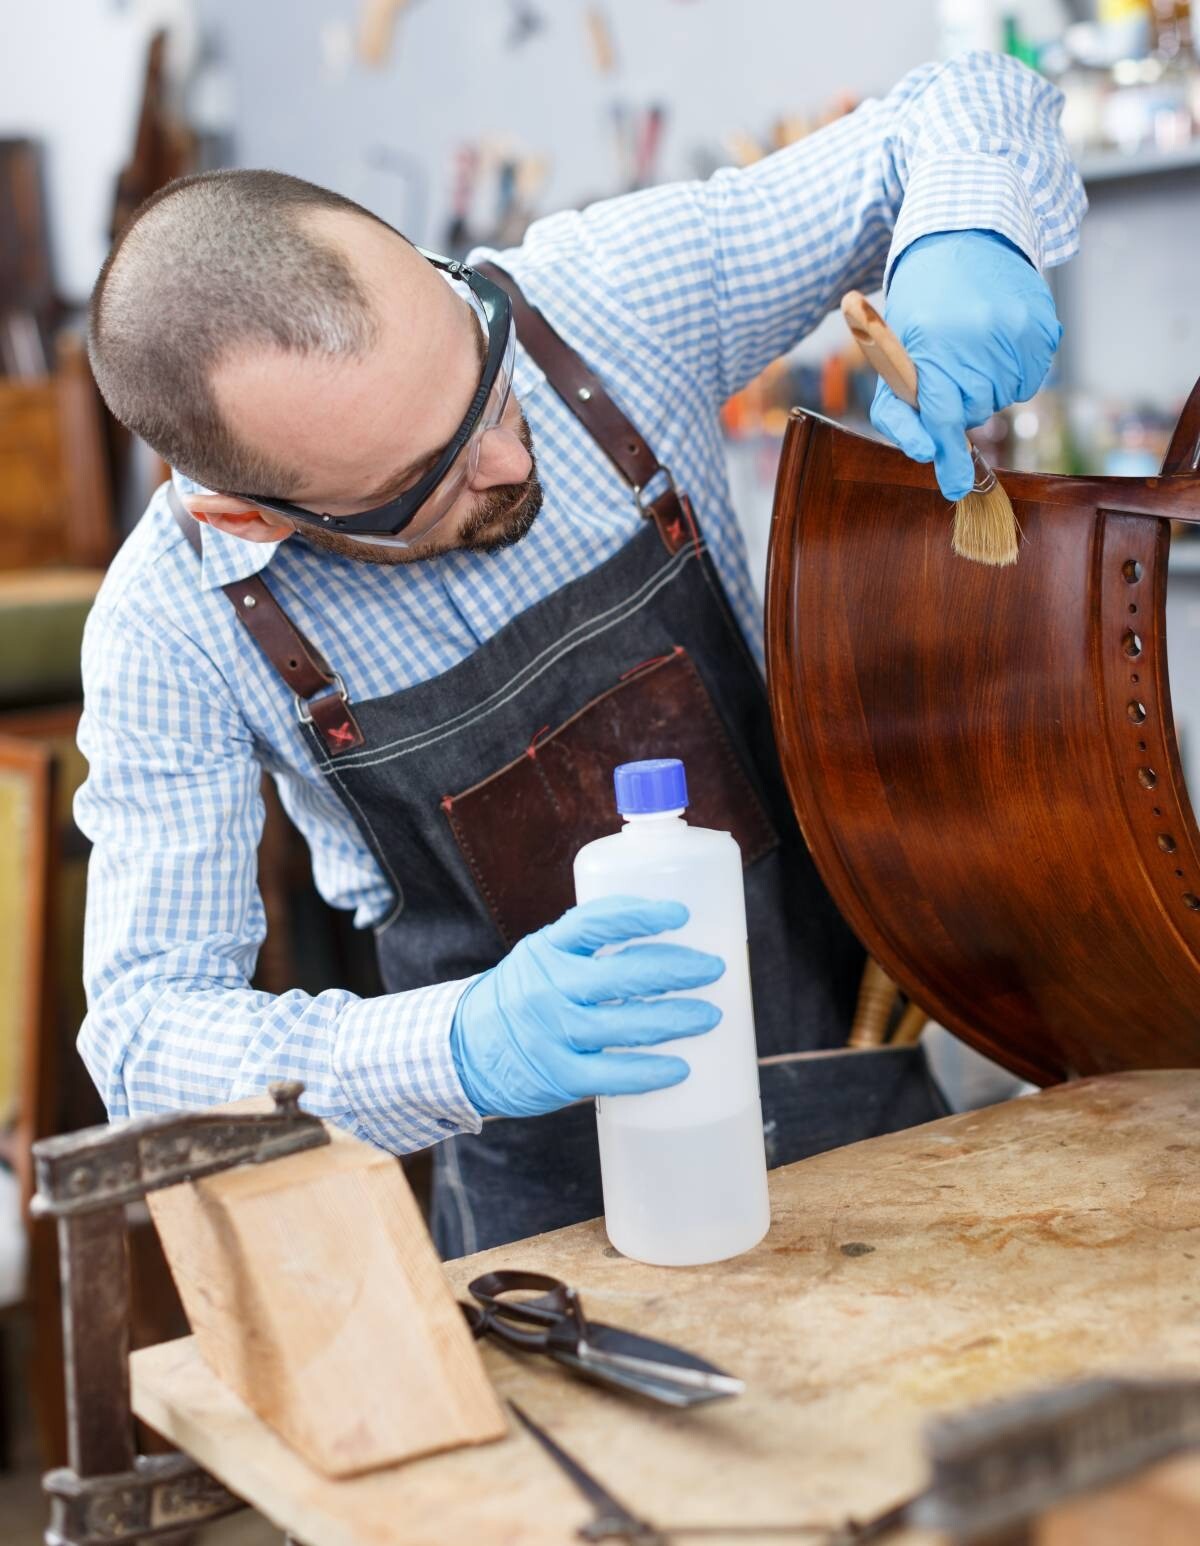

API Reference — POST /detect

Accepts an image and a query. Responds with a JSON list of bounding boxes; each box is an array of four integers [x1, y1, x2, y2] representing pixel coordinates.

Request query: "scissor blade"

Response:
[[580, 1344, 744, 1397], [510, 1400, 666, 1543], [550, 1349, 712, 1408], [570, 1321, 743, 1399]]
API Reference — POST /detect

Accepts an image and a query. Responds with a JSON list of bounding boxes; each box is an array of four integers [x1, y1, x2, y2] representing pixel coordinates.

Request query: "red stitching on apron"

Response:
[[619, 644, 683, 681]]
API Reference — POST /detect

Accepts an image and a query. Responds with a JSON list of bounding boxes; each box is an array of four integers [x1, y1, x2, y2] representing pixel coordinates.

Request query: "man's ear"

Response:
[[182, 492, 294, 545]]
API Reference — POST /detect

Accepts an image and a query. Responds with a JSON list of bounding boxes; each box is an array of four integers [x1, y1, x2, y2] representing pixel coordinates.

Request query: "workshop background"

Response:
[[2, 0, 1200, 1537]]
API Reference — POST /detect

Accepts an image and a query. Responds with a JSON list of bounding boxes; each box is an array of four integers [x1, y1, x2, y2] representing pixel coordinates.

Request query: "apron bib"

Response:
[[171, 264, 945, 1258]]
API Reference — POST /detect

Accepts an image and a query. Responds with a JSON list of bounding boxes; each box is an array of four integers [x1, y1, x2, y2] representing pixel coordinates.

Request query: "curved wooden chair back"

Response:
[[766, 383, 1200, 1085]]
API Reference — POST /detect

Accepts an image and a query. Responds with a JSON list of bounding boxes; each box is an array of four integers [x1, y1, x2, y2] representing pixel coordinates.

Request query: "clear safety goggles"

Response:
[[233, 250, 516, 550]]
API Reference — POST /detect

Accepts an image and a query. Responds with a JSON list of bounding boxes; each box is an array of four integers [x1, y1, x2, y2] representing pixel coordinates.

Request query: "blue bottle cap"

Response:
[[613, 758, 688, 815]]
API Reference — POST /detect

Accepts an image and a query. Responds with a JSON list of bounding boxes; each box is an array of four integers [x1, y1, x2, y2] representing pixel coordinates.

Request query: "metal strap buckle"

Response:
[[631, 467, 677, 512], [294, 672, 351, 726]]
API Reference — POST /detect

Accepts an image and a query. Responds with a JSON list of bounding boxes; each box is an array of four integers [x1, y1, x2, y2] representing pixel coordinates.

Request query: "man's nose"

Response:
[[469, 425, 531, 491]]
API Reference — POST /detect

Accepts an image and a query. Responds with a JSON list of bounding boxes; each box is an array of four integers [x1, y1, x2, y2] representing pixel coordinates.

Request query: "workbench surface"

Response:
[[131, 1070, 1200, 1546]]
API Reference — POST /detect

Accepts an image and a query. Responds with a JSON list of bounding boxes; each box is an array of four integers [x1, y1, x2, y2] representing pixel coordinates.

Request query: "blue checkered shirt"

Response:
[[75, 53, 1085, 1151]]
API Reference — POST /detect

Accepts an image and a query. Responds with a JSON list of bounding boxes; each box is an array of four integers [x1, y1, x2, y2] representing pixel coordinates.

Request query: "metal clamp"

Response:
[[44, 1454, 243, 1546], [914, 1376, 1200, 1542], [33, 1079, 328, 1218], [33, 1082, 329, 1546]]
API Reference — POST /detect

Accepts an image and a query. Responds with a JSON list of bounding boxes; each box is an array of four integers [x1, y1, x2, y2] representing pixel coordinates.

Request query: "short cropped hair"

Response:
[[88, 169, 390, 496]]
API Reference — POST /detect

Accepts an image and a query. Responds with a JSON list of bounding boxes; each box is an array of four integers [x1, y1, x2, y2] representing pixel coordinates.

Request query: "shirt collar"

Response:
[[171, 469, 284, 592]]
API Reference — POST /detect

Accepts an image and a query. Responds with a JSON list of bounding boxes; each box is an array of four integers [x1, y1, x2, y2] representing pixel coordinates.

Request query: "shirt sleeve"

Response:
[[514, 50, 1085, 405], [74, 598, 482, 1152]]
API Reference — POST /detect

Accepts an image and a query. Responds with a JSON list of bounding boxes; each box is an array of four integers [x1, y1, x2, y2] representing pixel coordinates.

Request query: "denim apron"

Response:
[[172, 263, 945, 1258]]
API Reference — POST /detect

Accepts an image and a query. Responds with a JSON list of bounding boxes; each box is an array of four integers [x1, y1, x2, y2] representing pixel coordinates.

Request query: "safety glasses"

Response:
[[232, 249, 516, 548]]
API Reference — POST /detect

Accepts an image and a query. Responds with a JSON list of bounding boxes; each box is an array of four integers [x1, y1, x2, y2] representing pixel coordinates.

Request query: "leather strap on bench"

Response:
[[476, 262, 695, 554], [167, 483, 364, 755]]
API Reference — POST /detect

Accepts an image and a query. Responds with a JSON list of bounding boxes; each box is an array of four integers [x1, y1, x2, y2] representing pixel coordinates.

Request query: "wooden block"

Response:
[[147, 1124, 506, 1478]]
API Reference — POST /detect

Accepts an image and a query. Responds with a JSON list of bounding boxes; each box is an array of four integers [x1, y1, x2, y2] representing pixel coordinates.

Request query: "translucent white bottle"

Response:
[[573, 758, 770, 1266]]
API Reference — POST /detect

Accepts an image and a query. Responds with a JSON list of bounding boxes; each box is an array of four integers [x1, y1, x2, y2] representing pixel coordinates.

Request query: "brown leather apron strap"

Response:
[[475, 261, 693, 553], [167, 483, 365, 754]]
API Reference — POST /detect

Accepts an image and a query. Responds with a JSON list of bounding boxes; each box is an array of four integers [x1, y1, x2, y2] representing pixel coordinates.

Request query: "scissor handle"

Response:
[[469, 1269, 573, 1327]]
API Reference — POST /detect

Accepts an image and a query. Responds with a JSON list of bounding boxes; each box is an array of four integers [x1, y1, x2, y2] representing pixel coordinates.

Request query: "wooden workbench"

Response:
[[131, 1071, 1200, 1546]]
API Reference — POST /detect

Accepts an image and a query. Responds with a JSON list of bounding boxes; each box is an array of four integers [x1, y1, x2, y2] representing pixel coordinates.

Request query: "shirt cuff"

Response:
[[332, 976, 484, 1153], [885, 154, 1042, 288]]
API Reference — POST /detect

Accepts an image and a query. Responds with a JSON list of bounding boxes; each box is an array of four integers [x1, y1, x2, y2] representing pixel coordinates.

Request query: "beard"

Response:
[[294, 412, 544, 567]]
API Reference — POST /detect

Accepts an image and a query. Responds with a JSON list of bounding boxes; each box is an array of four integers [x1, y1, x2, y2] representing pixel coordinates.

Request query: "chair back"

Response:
[[766, 384, 1200, 1084]]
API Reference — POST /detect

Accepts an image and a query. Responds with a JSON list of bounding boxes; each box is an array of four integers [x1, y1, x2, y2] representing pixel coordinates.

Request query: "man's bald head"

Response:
[[88, 169, 395, 495]]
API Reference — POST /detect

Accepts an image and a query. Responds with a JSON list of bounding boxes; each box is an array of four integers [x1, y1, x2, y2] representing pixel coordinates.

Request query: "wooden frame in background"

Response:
[[0, 733, 56, 1206]]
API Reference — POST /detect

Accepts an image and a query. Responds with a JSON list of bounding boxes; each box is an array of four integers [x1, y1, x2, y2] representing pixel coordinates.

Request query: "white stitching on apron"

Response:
[[314, 541, 700, 775]]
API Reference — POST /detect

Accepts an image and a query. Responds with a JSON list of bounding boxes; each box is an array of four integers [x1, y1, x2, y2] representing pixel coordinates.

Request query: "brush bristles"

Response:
[[952, 480, 1019, 567]]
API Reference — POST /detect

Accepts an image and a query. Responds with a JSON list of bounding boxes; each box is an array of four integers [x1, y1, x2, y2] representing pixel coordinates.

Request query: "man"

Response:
[[79, 51, 1084, 1256]]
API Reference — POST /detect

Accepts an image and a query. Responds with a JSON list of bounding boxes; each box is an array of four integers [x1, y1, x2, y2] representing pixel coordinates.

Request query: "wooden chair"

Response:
[[766, 384, 1200, 1085]]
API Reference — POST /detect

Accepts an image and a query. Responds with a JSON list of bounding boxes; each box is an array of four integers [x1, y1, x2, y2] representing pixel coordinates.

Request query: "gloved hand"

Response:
[[450, 896, 724, 1119], [870, 229, 1063, 500]]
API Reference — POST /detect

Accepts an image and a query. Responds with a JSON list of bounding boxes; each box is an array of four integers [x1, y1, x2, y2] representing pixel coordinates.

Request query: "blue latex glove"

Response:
[[449, 896, 725, 1119], [870, 229, 1063, 500]]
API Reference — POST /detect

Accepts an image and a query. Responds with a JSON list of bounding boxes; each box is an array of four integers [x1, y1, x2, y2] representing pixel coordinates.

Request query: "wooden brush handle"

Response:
[[841, 291, 919, 410]]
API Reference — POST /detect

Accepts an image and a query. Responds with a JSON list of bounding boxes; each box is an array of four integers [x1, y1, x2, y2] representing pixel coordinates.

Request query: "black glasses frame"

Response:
[[230, 249, 513, 538]]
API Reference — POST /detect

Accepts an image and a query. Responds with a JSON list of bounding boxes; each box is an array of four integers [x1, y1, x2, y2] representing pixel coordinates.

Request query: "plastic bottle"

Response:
[[573, 758, 770, 1266]]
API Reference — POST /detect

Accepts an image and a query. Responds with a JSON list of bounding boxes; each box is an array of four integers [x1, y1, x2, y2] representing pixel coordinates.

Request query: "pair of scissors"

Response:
[[460, 1269, 743, 1408]]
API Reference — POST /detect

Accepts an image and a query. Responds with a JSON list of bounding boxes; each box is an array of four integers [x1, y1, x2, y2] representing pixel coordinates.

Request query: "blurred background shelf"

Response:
[[1078, 139, 1200, 179]]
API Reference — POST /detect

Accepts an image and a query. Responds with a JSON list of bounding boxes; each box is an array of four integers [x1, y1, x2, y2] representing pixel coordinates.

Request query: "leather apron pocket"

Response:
[[441, 645, 779, 948]]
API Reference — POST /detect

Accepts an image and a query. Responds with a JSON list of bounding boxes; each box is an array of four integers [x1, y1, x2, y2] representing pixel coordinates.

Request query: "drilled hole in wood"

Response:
[[1176, 869, 1185, 878], [1129, 603, 1139, 614], [1138, 740, 1148, 751], [1138, 768, 1158, 789], [1185, 893, 1200, 911], [1123, 629, 1143, 658], [1153, 806, 1162, 815], [1131, 674, 1140, 684], [1127, 701, 1148, 724], [1123, 559, 1143, 582], [1158, 834, 1178, 854]]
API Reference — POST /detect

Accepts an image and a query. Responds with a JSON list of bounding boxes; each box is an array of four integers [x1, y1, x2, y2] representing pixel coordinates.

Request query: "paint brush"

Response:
[[841, 290, 1019, 567]]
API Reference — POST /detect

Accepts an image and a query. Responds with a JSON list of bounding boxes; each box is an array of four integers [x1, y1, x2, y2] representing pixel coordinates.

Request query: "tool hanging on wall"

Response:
[[585, 4, 617, 74], [444, 142, 481, 256], [358, 0, 425, 69], [445, 143, 549, 255], [506, 0, 546, 49], [634, 103, 667, 189], [609, 101, 668, 192]]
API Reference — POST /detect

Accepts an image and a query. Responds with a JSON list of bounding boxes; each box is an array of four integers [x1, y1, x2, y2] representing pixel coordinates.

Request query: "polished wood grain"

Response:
[[765, 409, 1200, 1085]]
